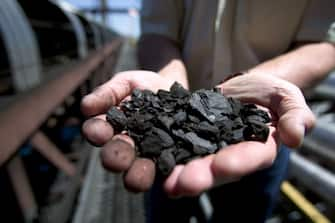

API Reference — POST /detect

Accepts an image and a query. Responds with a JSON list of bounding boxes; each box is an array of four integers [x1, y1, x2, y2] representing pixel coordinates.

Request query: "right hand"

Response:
[[81, 71, 175, 192]]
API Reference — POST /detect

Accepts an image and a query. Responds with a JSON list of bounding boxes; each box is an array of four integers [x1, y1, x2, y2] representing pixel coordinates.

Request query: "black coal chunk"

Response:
[[140, 127, 174, 157], [184, 132, 218, 155], [243, 119, 269, 142], [106, 107, 127, 132], [105, 82, 271, 175], [157, 149, 176, 175]]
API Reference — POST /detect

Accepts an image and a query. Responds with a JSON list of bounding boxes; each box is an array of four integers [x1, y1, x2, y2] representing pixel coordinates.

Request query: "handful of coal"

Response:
[[106, 82, 270, 176]]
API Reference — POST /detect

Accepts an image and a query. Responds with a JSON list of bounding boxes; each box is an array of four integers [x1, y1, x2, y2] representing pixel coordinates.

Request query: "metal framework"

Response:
[[0, 39, 122, 166], [0, 0, 42, 91]]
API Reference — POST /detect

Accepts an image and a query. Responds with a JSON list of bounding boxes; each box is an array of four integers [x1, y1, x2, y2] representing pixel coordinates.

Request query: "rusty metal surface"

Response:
[[40, 141, 91, 223], [0, 39, 122, 166], [7, 156, 38, 222], [72, 40, 145, 223], [30, 131, 77, 177]]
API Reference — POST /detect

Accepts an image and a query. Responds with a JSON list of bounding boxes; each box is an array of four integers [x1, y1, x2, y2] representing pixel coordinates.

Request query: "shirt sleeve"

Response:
[[326, 22, 335, 44], [140, 0, 184, 42]]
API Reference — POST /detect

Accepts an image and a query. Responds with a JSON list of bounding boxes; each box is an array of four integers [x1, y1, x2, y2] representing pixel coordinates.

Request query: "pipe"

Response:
[[302, 124, 335, 166], [281, 181, 331, 223], [289, 152, 335, 205]]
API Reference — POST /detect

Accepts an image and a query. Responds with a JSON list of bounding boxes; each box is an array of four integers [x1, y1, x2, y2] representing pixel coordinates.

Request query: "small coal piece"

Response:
[[106, 107, 127, 132], [105, 82, 271, 176]]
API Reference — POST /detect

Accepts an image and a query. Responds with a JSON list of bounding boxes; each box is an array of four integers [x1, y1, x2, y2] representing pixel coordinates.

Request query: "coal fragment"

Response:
[[244, 119, 269, 142], [175, 148, 193, 163], [189, 90, 233, 123], [184, 132, 218, 155], [173, 111, 187, 125], [218, 140, 228, 149], [140, 127, 174, 157], [140, 135, 163, 157], [170, 82, 190, 98], [157, 149, 176, 176], [157, 115, 174, 130], [197, 121, 220, 139], [105, 82, 271, 176], [106, 107, 127, 132]]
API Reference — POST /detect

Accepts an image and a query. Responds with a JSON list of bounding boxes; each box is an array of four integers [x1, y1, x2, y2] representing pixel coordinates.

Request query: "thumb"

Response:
[[276, 95, 315, 148], [81, 71, 136, 117]]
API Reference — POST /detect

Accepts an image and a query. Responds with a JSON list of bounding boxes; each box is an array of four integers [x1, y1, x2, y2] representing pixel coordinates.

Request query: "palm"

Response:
[[163, 126, 278, 196]]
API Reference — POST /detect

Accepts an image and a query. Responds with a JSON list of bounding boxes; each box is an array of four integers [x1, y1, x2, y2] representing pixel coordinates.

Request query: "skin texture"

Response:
[[101, 139, 136, 172], [81, 35, 335, 197], [123, 158, 156, 192]]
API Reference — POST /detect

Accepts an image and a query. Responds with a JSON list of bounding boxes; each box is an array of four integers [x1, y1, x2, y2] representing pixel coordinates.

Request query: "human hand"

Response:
[[162, 74, 315, 197], [81, 71, 315, 197], [81, 71, 176, 192]]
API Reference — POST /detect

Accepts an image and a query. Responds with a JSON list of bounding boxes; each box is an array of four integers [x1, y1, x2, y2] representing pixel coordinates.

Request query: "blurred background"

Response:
[[0, 1, 334, 223]]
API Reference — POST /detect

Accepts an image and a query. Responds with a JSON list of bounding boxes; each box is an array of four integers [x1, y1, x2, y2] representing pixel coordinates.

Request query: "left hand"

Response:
[[163, 73, 315, 197]]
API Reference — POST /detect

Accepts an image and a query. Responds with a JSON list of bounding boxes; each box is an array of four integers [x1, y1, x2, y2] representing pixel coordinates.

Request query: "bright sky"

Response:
[[66, 0, 141, 38]]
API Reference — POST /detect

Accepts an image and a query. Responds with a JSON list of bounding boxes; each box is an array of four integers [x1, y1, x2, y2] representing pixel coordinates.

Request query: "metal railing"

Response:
[[0, 39, 122, 222]]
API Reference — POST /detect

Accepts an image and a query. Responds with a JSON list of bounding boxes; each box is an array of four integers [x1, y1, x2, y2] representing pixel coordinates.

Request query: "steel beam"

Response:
[[7, 156, 38, 223], [30, 131, 76, 177], [40, 142, 91, 223], [0, 39, 122, 166]]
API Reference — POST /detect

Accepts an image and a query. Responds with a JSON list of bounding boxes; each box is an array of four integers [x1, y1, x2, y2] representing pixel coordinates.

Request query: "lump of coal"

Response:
[[184, 132, 218, 155], [140, 127, 175, 157], [106, 107, 127, 132], [106, 82, 271, 176], [157, 149, 176, 175]]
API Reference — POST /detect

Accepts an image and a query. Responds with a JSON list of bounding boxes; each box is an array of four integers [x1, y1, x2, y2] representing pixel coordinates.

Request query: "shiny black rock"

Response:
[[105, 82, 270, 175]]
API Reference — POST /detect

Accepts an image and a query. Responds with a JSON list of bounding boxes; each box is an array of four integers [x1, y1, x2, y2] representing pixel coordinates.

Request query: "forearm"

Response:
[[138, 34, 189, 89], [248, 42, 335, 91]]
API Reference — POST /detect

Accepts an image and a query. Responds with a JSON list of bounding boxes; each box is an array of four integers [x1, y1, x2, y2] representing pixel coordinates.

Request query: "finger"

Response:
[[172, 155, 215, 196], [276, 95, 315, 148], [82, 115, 114, 146], [81, 71, 134, 117], [123, 158, 156, 193], [100, 135, 136, 172], [164, 127, 277, 197], [163, 165, 185, 196], [212, 127, 278, 179]]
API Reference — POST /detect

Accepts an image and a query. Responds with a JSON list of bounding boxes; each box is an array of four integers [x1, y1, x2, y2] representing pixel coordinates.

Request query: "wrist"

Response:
[[219, 71, 247, 84], [158, 59, 189, 90]]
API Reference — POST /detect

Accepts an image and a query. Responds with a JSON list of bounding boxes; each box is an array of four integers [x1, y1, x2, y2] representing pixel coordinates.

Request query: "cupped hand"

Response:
[[81, 71, 315, 197], [81, 70, 175, 192], [163, 74, 315, 197]]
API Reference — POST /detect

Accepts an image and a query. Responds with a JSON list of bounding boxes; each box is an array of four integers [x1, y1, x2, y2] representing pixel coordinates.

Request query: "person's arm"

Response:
[[138, 0, 187, 87], [219, 41, 335, 149], [247, 42, 335, 91], [138, 34, 189, 89]]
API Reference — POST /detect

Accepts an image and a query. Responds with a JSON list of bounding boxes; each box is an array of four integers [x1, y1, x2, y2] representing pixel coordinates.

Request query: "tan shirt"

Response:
[[141, 0, 335, 90]]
